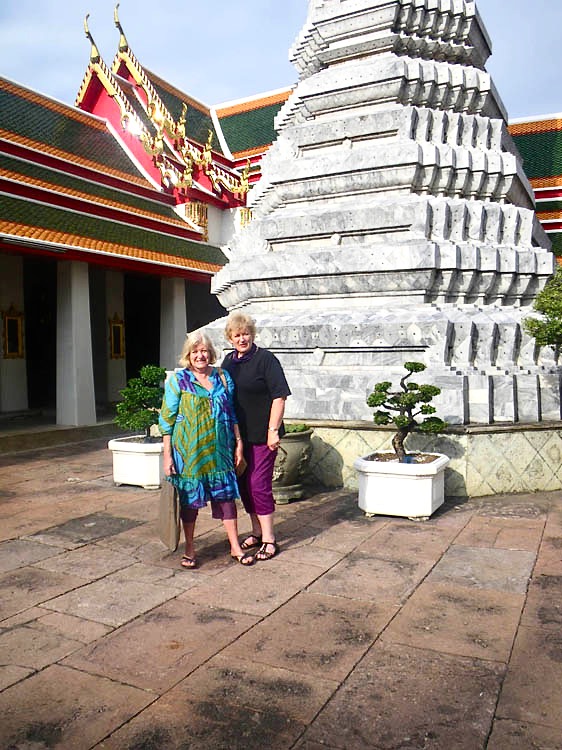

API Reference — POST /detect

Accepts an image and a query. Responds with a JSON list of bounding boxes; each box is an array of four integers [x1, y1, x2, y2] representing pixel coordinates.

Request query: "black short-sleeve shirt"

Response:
[[222, 347, 291, 444]]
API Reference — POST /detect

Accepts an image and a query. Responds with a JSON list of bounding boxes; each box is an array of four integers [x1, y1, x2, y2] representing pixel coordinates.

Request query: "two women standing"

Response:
[[159, 312, 291, 568]]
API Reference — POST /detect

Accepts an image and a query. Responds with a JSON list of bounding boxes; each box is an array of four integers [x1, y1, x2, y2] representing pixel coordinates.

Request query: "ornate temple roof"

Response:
[[0, 76, 226, 278], [509, 115, 562, 256]]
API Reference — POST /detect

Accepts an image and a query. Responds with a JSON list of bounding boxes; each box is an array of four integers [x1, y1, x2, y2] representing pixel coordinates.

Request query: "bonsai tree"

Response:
[[523, 267, 562, 358], [114, 364, 166, 442], [366, 361, 447, 462]]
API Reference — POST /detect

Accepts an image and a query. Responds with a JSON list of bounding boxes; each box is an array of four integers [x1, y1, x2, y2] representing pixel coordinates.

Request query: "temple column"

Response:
[[160, 277, 186, 369], [0, 254, 28, 412], [105, 270, 126, 401], [56, 260, 96, 425]]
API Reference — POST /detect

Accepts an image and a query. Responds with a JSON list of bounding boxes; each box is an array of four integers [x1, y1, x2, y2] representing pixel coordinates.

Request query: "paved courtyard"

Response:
[[0, 437, 561, 749]]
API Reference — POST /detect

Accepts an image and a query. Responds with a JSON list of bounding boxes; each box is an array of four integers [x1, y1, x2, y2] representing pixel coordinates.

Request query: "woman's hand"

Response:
[[234, 440, 245, 468], [162, 436, 175, 476], [163, 454, 176, 477], [267, 429, 280, 451]]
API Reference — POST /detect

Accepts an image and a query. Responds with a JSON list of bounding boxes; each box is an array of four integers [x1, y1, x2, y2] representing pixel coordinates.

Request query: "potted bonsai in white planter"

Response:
[[108, 364, 166, 490], [354, 361, 449, 519]]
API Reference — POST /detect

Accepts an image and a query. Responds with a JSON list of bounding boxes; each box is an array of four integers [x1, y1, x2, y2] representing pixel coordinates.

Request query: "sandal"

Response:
[[240, 534, 262, 551], [255, 541, 279, 562], [231, 552, 255, 566], [181, 555, 198, 569]]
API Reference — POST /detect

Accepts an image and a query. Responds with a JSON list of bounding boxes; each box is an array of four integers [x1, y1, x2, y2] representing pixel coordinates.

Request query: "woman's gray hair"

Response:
[[178, 330, 218, 368], [225, 311, 257, 340]]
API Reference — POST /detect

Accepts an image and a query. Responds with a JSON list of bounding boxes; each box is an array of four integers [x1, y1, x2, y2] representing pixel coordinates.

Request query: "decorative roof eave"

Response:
[[0, 170, 204, 240], [0, 225, 222, 275], [530, 176, 562, 190], [0, 129, 161, 198], [108, 7, 249, 201]]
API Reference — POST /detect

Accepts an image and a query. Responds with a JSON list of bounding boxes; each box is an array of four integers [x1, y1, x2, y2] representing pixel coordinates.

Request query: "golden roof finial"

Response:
[[84, 14, 100, 64], [114, 4, 128, 52]]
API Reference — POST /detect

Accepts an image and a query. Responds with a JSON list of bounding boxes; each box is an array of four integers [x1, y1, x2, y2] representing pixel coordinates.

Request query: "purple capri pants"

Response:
[[238, 443, 277, 516], [180, 500, 237, 523]]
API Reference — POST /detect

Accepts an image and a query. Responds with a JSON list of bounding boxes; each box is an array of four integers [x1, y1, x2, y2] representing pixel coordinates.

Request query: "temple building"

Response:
[[0, 11, 290, 425], [0, 5, 560, 433]]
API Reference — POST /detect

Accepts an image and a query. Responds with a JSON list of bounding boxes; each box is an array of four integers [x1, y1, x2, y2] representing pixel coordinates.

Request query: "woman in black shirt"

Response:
[[222, 312, 291, 561]]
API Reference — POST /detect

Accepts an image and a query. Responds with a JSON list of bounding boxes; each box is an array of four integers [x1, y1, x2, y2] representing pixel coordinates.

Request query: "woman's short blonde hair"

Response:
[[225, 311, 257, 340], [178, 330, 218, 368]]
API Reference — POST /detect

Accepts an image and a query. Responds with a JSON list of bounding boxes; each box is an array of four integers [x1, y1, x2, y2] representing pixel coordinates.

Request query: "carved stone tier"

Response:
[[208, 0, 559, 426]]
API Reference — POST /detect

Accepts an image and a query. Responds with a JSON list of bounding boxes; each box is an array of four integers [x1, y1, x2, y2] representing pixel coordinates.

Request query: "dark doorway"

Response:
[[124, 273, 160, 380], [23, 257, 57, 410]]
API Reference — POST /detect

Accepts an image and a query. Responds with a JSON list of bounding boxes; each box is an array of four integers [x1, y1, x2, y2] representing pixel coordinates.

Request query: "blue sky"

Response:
[[0, 0, 558, 119]]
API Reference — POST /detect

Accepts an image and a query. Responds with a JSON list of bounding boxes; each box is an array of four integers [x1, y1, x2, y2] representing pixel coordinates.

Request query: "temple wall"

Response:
[[306, 421, 562, 499]]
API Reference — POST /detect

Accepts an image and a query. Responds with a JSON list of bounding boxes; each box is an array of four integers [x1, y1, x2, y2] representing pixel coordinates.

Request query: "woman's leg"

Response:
[[180, 506, 198, 566], [242, 445, 279, 560], [212, 501, 253, 564]]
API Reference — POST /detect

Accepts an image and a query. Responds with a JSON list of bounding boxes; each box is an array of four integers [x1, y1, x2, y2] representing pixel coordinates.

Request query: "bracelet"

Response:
[[268, 427, 278, 432], [235, 437, 242, 442]]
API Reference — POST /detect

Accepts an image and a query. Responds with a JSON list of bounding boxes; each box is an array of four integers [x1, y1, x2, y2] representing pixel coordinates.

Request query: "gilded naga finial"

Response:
[[114, 4, 128, 52], [84, 15, 100, 64]]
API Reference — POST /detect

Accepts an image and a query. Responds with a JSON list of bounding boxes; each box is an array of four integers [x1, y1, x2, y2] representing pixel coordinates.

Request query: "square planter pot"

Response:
[[108, 436, 163, 490], [354, 452, 450, 519]]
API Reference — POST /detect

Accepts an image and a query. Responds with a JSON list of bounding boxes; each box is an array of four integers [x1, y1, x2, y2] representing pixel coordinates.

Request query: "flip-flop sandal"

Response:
[[240, 535, 262, 551], [181, 555, 198, 569], [231, 552, 256, 566], [255, 541, 279, 561]]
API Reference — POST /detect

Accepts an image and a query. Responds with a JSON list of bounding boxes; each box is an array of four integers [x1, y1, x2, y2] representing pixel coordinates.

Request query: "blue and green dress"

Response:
[[158, 367, 240, 509]]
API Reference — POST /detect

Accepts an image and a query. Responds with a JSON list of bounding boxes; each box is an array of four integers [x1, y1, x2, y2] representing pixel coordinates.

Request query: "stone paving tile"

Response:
[[0, 622, 83, 670], [184, 555, 325, 617], [225, 591, 395, 682], [380, 580, 525, 662], [32, 542, 134, 580], [303, 642, 504, 750], [97, 682, 306, 750], [30, 611, 112, 643], [353, 517, 461, 561], [62, 598, 259, 692], [42, 568, 184, 627], [182, 652, 338, 723], [0, 665, 34, 691], [533, 531, 562, 576], [0, 567, 85, 622], [453, 515, 545, 551], [487, 718, 562, 749], [0, 538, 59, 573], [429, 545, 536, 593], [520, 573, 562, 631], [0, 663, 153, 750], [307, 550, 433, 603], [24, 512, 143, 550], [496, 624, 562, 730]]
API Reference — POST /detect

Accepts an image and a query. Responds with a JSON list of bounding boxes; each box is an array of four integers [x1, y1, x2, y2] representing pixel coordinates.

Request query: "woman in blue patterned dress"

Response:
[[159, 330, 253, 568]]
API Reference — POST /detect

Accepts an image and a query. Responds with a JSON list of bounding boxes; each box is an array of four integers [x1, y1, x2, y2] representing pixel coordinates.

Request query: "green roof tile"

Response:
[[219, 101, 284, 154], [512, 130, 562, 179], [0, 153, 180, 221], [1, 194, 226, 265], [0, 86, 143, 179], [147, 75, 223, 153]]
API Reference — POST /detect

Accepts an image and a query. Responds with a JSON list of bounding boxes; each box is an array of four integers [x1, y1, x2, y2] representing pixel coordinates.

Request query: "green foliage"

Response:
[[366, 362, 447, 462], [284, 423, 310, 433], [114, 364, 166, 442], [523, 268, 562, 353]]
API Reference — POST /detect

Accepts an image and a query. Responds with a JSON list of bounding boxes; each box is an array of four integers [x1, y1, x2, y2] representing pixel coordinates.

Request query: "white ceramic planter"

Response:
[[354, 452, 450, 519], [107, 436, 163, 490]]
